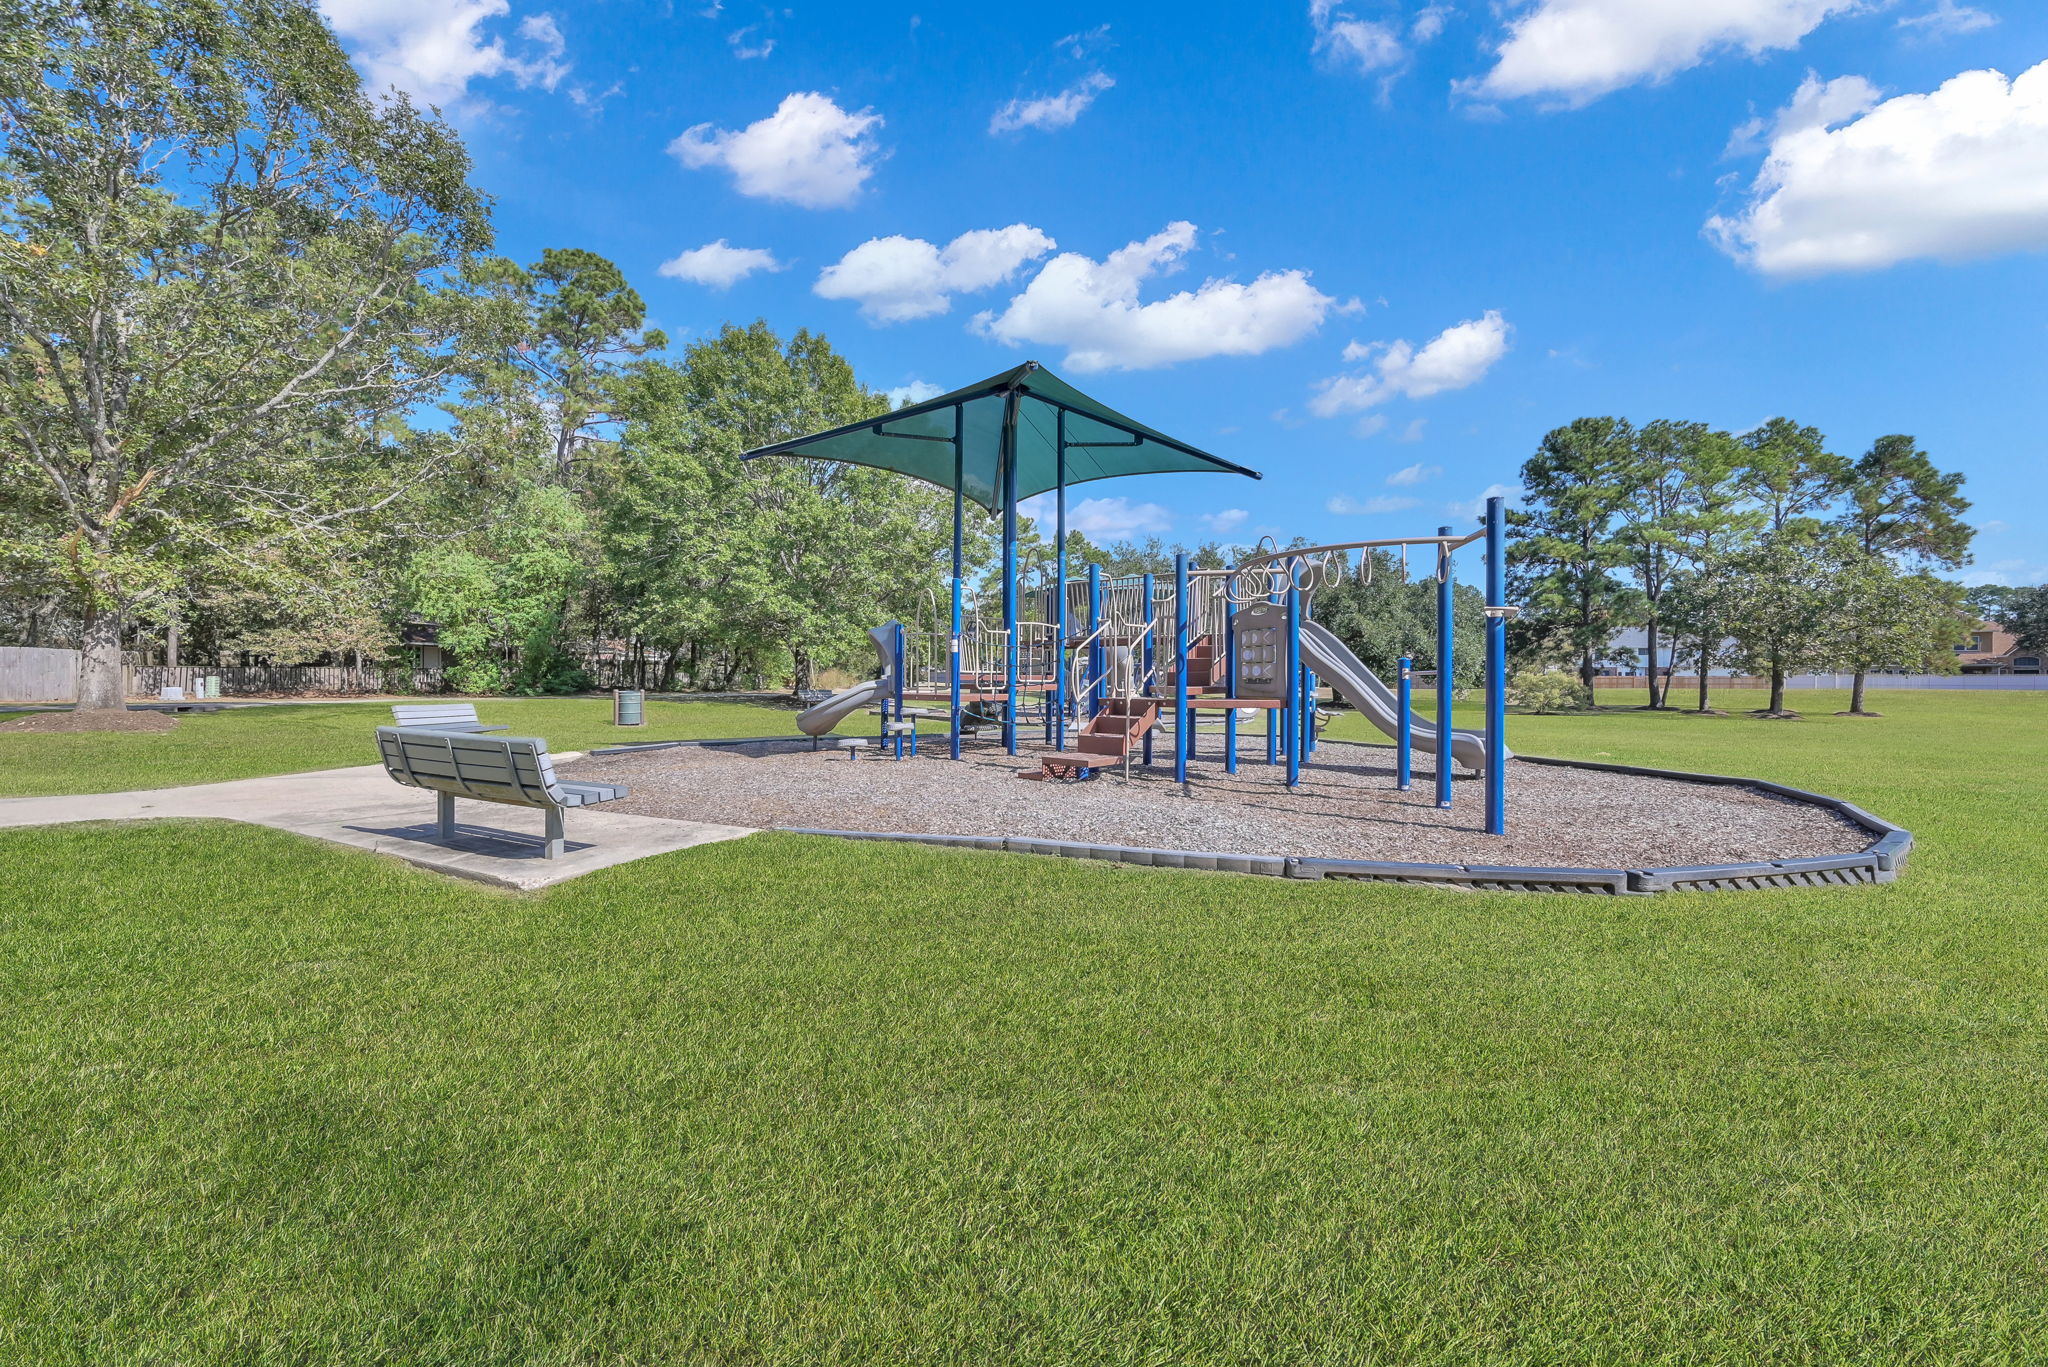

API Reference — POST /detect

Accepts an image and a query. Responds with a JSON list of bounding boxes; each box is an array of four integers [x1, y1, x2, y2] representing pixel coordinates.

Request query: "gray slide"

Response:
[[797, 624, 899, 737], [1298, 621, 1503, 772]]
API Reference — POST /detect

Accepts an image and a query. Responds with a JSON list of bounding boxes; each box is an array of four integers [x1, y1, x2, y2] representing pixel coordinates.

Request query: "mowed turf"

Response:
[[0, 695, 893, 797], [3, 689, 2046, 1364]]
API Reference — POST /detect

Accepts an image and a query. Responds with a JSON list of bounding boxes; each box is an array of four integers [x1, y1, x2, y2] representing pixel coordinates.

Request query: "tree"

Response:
[[1315, 550, 1485, 686], [460, 248, 665, 488], [602, 322, 968, 694], [0, 0, 488, 708], [1613, 420, 1704, 708], [1691, 527, 1856, 715], [1739, 418, 1849, 533], [403, 484, 592, 694], [1831, 557, 1972, 709], [1833, 434, 1973, 714], [1507, 418, 1640, 690], [1660, 425, 1756, 712], [1995, 585, 2048, 654]]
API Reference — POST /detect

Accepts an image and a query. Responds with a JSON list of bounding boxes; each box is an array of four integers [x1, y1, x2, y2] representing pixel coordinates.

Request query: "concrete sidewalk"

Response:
[[0, 762, 756, 890]]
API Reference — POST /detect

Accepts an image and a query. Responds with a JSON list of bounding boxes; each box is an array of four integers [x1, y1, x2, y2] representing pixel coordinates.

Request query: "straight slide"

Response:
[[1297, 621, 1503, 772]]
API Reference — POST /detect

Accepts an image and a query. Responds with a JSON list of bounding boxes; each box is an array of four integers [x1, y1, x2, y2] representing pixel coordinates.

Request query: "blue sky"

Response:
[[322, 0, 2048, 584]]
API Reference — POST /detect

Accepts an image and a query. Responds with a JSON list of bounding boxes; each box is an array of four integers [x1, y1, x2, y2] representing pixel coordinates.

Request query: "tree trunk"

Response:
[[1697, 643, 1711, 712], [1851, 670, 1868, 715], [165, 616, 181, 668], [791, 648, 814, 697], [1768, 662, 1786, 714], [1579, 646, 1595, 692], [1645, 615, 1663, 708], [77, 599, 127, 711]]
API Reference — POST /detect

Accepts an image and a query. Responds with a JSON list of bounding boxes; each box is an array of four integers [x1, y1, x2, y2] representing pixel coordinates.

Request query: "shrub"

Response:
[[1508, 669, 1590, 714]]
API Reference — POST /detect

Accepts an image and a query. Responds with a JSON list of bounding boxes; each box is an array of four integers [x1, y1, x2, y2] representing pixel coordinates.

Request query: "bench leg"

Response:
[[543, 806, 565, 860], [437, 792, 456, 840]]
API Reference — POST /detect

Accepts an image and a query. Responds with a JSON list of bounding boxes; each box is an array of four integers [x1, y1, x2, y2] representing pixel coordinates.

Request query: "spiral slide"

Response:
[[796, 624, 899, 737], [1297, 621, 1503, 772]]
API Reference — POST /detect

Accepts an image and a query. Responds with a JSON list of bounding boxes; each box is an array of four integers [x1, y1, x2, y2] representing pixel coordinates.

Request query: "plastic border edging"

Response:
[[763, 752, 1911, 895]]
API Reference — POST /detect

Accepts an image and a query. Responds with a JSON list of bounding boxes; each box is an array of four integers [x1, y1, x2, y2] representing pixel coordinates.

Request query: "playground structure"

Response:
[[757, 361, 1516, 836]]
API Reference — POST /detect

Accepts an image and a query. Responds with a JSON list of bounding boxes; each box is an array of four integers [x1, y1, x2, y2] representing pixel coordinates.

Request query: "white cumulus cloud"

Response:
[[320, 0, 570, 108], [1724, 72, 1880, 157], [1310, 0, 1406, 74], [1328, 494, 1421, 515], [975, 222, 1339, 372], [657, 239, 785, 289], [1447, 483, 1526, 520], [886, 380, 946, 408], [992, 70, 1115, 134], [1310, 311, 1512, 416], [815, 225, 1056, 323], [670, 92, 883, 209], [1201, 508, 1250, 534], [1898, 1, 1997, 39], [1710, 60, 2048, 275], [1387, 461, 1442, 486], [1470, 0, 1856, 106], [1019, 494, 1173, 541]]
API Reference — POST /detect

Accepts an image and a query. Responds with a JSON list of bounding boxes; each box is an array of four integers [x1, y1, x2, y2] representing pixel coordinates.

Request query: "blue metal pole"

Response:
[[1485, 495, 1508, 836], [1435, 524, 1454, 810], [1141, 571, 1156, 765], [1266, 582, 1280, 767], [1174, 553, 1190, 785], [1087, 562, 1103, 721], [949, 408, 963, 761], [893, 621, 906, 759], [1054, 416, 1067, 752], [1397, 655, 1413, 790], [1300, 592, 1317, 761], [1000, 391, 1020, 755], [1224, 567, 1239, 775], [1285, 578, 1302, 790]]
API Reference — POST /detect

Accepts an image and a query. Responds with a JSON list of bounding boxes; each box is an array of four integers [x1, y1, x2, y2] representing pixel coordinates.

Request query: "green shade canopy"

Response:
[[740, 361, 1260, 513]]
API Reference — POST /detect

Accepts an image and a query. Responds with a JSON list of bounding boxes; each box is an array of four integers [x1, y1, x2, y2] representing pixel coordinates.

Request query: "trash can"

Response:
[[613, 689, 645, 726]]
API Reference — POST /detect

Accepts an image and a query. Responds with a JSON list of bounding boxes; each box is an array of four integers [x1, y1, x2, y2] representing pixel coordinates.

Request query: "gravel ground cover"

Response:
[[567, 734, 1868, 867]]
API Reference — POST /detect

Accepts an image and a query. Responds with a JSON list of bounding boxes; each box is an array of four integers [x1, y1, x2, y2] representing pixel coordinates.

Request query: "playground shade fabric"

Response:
[[739, 362, 1260, 513]]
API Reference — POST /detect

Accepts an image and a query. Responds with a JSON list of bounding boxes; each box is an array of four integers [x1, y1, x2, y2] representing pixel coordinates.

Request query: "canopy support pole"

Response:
[[1054, 413, 1067, 752], [949, 406, 964, 760], [1000, 389, 1020, 755], [1436, 524, 1454, 811]]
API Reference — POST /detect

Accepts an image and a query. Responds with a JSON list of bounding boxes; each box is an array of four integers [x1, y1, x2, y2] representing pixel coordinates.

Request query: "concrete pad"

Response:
[[0, 763, 757, 890]]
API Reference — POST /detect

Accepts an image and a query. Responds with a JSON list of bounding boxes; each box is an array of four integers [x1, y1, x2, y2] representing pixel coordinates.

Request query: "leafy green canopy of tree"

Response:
[[601, 321, 973, 693], [0, 0, 489, 708], [1510, 414, 1974, 716], [1506, 417, 1643, 691], [1314, 551, 1487, 687], [1989, 586, 2048, 655]]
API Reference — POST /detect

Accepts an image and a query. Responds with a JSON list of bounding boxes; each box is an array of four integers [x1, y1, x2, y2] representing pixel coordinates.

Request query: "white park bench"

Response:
[[375, 726, 628, 859], [390, 702, 509, 734]]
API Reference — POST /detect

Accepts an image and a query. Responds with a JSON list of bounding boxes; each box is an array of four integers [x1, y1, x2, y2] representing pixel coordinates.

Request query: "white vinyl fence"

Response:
[[1788, 672, 2048, 690]]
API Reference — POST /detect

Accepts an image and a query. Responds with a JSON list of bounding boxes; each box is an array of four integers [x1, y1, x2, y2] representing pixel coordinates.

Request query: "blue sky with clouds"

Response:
[[321, 0, 2048, 583]]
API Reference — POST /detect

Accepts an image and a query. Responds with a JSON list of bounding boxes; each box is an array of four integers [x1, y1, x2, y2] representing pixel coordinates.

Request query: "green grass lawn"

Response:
[[3, 689, 2046, 1363], [0, 695, 894, 797]]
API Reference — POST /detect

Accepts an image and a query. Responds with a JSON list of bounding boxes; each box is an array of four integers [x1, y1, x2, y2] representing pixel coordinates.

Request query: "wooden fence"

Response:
[[0, 646, 80, 702], [128, 663, 446, 698]]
